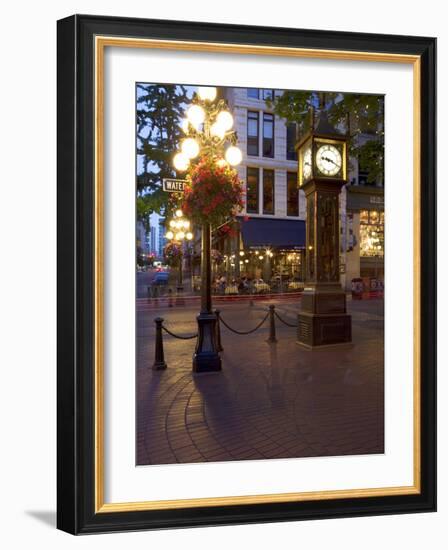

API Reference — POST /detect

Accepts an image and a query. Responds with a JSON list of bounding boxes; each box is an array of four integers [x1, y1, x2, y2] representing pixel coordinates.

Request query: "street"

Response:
[[136, 295, 384, 465]]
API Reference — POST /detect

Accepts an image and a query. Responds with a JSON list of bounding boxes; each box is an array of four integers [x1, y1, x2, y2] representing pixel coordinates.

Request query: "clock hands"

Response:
[[321, 154, 340, 168]]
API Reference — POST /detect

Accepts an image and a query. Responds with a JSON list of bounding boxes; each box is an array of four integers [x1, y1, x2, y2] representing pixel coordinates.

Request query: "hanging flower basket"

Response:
[[182, 155, 244, 227]]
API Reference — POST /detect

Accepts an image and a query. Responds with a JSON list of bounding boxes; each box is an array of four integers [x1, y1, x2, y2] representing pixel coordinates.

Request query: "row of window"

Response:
[[246, 168, 299, 217], [247, 110, 298, 161], [247, 111, 275, 157], [247, 88, 275, 100]]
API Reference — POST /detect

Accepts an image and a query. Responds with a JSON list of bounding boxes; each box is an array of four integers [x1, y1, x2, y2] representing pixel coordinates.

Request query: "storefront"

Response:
[[344, 186, 384, 291], [213, 217, 306, 284]]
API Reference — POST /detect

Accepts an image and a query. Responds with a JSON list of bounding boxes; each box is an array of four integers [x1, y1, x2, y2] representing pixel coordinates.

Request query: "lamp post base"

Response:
[[192, 312, 222, 373]]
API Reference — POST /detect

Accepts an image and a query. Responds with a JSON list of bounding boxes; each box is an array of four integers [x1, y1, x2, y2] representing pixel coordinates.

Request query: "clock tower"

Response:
[[296, 111, 352, 348]]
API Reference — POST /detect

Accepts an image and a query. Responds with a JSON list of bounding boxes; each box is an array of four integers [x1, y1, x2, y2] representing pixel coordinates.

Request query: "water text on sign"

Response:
[[162, 179, 187, 193]]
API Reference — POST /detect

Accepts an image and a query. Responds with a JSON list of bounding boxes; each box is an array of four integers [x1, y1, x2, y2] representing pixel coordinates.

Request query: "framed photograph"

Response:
[[57, 14, 436, 534]]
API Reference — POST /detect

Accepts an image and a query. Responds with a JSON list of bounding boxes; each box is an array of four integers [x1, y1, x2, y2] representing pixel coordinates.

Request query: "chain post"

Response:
[[153, 317, 167, 370], [267, 305, 277, 343]]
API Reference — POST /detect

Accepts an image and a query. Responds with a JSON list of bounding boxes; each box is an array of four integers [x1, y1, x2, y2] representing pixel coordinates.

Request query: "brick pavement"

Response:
[[137, 298, 384, 465]]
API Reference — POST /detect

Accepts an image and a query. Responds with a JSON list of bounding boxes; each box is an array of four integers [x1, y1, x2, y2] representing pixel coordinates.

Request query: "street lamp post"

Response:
[[172, 86, 243, 373], [165, 209, 193, 292]]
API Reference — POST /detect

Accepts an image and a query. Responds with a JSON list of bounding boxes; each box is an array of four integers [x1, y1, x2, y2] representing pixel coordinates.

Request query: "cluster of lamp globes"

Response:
[[172, 86, 243, 173], [165, 209, 193, 242]]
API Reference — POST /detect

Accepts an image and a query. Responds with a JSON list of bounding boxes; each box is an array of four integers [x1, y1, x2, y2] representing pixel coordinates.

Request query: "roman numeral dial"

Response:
[[315, 144, 342, 177]]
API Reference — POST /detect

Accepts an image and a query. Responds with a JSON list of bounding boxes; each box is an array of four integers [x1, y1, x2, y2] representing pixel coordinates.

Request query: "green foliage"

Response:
[[136, 84, 190, 220], [353, 139, 384, 183], [266, 91, 384, 184]]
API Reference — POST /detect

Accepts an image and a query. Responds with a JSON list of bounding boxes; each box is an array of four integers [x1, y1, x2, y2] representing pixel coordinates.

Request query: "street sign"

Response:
[[162, 178, 187, 193]]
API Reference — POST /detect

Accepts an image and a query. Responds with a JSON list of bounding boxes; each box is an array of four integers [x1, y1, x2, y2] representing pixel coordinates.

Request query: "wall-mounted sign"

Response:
[[162, 178, 187, 193], [369, 195, 384, 205], [346, 187, 384, 211]]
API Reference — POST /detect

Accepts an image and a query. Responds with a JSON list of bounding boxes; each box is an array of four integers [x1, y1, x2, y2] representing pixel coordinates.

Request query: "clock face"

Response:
[[303, 147, 312, 180], [315, 144, 342, 177]]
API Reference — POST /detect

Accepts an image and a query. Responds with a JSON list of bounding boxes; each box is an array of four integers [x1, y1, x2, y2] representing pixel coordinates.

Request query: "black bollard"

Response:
[[153, 317, 167, 370], [214, 309, 224, 352], [266, 305, 277, 343]]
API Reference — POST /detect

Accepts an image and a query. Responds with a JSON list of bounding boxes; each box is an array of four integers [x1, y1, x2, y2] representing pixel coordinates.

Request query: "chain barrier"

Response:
[[161, 324, 198, 340], [218, 310, 270, 335], [274, 310, 298, 328], [152, 317, 197, 370], [153, 305, 298, 370]]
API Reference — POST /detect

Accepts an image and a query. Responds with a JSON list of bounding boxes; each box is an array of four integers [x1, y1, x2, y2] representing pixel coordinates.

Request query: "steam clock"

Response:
[[296, 112, 352, 348]]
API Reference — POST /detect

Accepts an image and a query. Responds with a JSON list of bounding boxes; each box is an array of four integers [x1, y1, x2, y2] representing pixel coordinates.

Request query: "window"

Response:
[[358, 169, 370, 186], [262, 89, 274, 100], [263, 170, 275, 214], [358, 159, 375, 186], [247, 111, 259, 156], [263, 113, 274, 158], [246, 167, 259, 213], [286, 123, 298, 161], [287, 172, 299, 216], [247, 88, 259, 99], [359, 209, 384, 257]]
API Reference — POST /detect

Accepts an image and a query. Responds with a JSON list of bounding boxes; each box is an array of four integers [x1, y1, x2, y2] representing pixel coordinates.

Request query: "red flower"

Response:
[[182, 154, 244, 227]]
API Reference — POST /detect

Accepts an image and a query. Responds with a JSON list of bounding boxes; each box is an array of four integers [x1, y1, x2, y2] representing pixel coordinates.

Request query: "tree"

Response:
[[266, 91, 384, 184], [136, 84, 190, 220]]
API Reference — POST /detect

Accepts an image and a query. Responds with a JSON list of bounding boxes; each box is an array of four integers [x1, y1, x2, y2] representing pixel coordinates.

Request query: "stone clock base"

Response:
[[297, 311, 352, 348]]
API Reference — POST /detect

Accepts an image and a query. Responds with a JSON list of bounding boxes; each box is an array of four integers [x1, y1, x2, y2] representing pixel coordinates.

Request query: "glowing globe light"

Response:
[[165, 231, 174, 240], [197, 86, 217, 101], [259, 255, 264, 260], [187, 104, 205, 127], [181, 118, 189, 132], [216, 110, 233, 131], [173, 152, 189, 172], [169, 220, 176, 228], [175, 209, 183, 218], [186, 232, 193, 240], [225, 146, 242, 166], [176, 231, 185, 240], [210, 122, 226, 139], [181, 138, 200, 159], [216, 158, 227, 168], [239, 251, 245, 256], [182, 220, 190, 229]]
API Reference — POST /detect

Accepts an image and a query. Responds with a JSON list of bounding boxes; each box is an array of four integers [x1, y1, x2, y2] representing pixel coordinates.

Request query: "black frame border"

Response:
[[57, 14, 436, 534]]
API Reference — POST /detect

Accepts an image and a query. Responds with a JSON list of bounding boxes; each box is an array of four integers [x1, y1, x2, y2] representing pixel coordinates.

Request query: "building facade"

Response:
[[342, 180, 384, 290], [136, 219, 150, 265], [219, 87, 307, 282], [340, 126, 384, 290], [158, 217, 166, 257], [220, 87, 384, 291]]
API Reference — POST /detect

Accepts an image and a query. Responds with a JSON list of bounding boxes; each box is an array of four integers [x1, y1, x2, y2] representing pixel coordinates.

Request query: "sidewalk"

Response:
[[137, 299, 384, 465]]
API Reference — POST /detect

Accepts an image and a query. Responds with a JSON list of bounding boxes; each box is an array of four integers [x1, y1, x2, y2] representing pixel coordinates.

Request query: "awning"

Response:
[[239, 217, 306, 249]]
